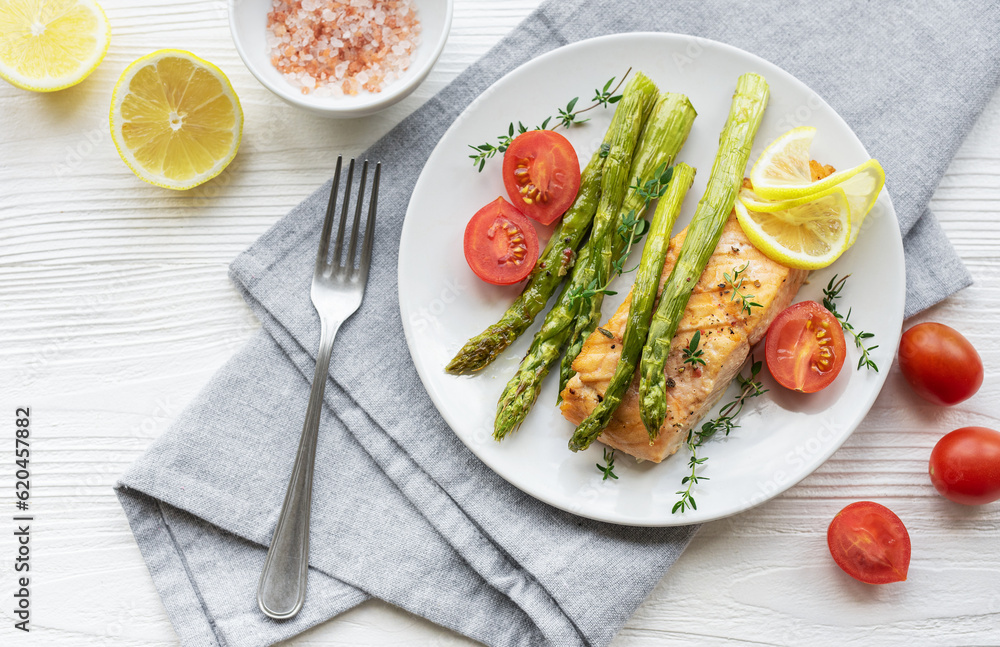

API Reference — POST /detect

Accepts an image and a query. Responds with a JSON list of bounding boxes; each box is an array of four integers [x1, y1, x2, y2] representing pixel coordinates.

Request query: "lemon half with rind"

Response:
[[110, 49, 243, 190], [0, 0, 110, 92], [735, 186, 852, 270]]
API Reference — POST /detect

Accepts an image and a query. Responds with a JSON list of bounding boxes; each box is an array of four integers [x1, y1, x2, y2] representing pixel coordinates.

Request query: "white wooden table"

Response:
[[3, 1, 999, 644]]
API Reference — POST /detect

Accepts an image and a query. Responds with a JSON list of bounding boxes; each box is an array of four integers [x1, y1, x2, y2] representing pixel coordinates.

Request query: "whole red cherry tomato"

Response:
[[827, 501, 910, 584], [929, 427, 1000, 505], [898, 322, 983, 406]]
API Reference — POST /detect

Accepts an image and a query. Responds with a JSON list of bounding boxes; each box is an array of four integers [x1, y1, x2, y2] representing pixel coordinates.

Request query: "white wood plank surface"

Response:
[[2, 1, 999, 645]]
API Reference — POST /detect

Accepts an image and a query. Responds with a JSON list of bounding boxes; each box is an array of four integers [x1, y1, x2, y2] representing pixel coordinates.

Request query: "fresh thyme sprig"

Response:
[[596, 448, 619, 481], [724, 261, 763, 317], [617, 207, 651, 245], [566, 278, 617, 310], [467, 70, 630, 172], [609, 162, 677, 276], [592, 75, 626, 109], [822, 274, 879, 372], [610, 208, 649, 277], [682, 330, 706, 367], [568, 162, 677, 308], [468, 122, 519, 172], [554, 71, 630, 127], [630, 162, 674, 204], [672, 359, 768, 514], [557, 97, 588, 128]]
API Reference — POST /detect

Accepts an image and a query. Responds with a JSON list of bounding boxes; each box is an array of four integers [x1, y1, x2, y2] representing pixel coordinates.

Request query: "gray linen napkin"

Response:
[[116, 1, 1000, 645]]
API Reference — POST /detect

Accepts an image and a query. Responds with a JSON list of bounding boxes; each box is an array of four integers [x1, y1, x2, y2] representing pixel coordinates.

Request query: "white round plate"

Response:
[[398, 33, 904, 526]]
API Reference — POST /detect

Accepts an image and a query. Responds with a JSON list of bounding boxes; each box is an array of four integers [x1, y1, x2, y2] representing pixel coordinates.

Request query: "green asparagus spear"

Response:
[[445, 146, 607, 374], [559, 92, 698, 394], [496, 92, 697, 441], [493, 274, 580, 440], [568, 163, 696, 452], [639, 73, 770, 440], [554, 74, 658, 383]]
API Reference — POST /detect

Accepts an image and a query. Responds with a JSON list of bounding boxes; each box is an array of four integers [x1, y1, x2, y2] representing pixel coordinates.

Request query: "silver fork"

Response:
[[257, 157, 380, 620]]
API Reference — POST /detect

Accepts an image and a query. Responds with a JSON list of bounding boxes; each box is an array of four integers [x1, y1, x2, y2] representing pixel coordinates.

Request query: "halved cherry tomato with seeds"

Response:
[[502, 130, 581, 225], [828, 501, 910, 584], [463, 197, 539, 285], [765, 301, 846, 393]]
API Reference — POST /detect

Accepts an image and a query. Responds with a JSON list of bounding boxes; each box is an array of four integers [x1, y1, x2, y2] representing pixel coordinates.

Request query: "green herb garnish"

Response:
[[725, 261, 763, 317], [467, 70, 630, 172], [673, 359, 768, 514], [596, 448, 619, 481], [822, 274, 879, 372], [682, 330, 707, 367]]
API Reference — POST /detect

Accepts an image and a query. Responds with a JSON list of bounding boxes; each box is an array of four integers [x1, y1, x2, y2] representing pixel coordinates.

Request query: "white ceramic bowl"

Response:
[[228, 0, 453, 117]]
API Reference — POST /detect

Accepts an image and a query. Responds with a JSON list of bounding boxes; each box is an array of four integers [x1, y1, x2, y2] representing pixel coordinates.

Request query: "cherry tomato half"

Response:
[[929, 427, 1000, 505], [463, 196, 539, 286], [898, 322, 983, 406], [765, 301, 847, 393], [828, 501, 910, 584], [502, 130, 581, 225]]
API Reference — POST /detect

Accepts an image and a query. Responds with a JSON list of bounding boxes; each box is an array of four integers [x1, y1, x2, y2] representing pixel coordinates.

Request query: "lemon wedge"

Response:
[[0, 0, 110, 92], [735, 186, 852, 270], [110, 49, 243, 190]]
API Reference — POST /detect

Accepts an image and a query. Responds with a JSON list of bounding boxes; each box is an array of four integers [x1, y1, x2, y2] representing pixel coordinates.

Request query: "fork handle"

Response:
[[257, 318, 339, 620]]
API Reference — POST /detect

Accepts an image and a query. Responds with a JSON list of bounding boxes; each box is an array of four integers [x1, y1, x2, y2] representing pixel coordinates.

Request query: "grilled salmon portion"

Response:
[[559, 215, 808, 462]]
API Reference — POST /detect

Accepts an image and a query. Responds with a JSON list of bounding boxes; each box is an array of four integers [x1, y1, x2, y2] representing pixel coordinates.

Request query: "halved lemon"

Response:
[[734, 187, 851, 270], [0, 0, 111, 92], [110, 49, 243, 190], [741, 159, 885, 245]]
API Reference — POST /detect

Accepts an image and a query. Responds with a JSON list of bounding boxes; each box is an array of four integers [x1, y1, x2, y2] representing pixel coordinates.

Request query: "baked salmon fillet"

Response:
[[559, 214, 808, 462]]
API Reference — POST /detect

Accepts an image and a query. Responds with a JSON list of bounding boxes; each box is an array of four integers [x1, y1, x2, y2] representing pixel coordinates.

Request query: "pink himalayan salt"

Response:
[[266, 0, 421, 96]]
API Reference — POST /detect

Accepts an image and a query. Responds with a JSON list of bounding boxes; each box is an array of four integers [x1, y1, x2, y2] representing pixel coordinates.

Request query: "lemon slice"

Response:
[[0, 0, 110, 92], [749, 126, 887, 209], [110, 49, 243, 190], [748, 126, 817, 199], [741, 159, 884, 245], [735, 187, 851, 270]]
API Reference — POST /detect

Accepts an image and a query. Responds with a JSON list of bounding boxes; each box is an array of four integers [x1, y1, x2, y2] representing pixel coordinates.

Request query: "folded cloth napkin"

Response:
[[116, 1, 1000, 645]]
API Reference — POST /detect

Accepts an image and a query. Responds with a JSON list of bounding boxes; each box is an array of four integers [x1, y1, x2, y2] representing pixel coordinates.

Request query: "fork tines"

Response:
[[315, 156, 381, 279]]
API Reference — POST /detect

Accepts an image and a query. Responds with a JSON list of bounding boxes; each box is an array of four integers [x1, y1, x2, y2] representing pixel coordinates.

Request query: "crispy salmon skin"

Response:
[[559, 215, 808, 462]]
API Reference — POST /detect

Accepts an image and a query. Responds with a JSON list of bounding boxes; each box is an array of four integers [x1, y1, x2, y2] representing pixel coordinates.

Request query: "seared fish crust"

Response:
[[560, 215, 808, 462]]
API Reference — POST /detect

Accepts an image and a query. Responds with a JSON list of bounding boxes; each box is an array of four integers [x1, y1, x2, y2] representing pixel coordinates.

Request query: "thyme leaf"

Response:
[[682, 330, 707, 367], [596, 448, 619, 481]]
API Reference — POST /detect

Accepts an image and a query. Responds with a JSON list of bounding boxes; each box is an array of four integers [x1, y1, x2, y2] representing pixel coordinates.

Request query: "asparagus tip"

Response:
[[639, 380, 666, 441], [567, 434, 589, 453]]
